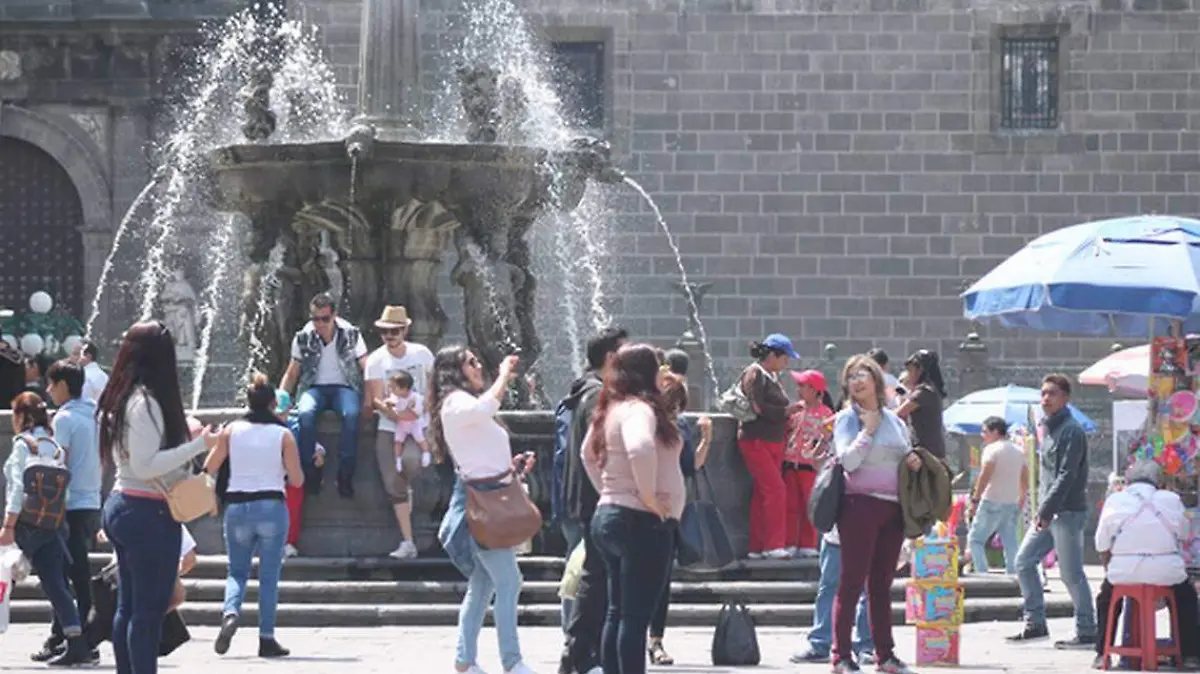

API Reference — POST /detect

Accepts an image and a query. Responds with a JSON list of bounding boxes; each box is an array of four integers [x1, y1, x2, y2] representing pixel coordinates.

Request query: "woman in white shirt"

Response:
[[204, 373, 304, 658], [96, 321, 219, 674], [427, 346, 537, 674]]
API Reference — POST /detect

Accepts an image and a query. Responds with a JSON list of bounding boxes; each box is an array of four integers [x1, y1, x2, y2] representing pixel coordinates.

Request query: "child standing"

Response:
[[384, 371, 430, 471], [783, 370, 835, 557]]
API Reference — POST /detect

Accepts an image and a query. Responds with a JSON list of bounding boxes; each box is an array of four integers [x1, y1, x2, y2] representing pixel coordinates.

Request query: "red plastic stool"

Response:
[[1102, 584, 1183, 671]]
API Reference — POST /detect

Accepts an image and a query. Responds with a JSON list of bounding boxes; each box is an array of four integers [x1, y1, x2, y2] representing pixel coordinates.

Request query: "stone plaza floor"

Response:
[[0, 618, 1110, 673]]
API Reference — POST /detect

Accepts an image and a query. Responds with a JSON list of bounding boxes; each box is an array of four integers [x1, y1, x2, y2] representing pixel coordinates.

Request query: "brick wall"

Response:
[[291, 0, 1200, 390]]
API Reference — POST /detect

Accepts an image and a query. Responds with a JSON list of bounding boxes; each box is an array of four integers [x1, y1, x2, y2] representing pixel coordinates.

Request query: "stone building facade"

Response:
[[1, 0, 1197, 398]]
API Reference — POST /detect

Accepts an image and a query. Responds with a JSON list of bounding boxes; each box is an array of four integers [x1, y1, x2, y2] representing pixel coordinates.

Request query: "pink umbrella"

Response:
[[1078, 345, 1149, 396]]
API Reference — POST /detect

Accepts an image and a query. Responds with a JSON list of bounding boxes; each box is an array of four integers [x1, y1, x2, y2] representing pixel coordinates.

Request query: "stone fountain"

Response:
[[210, 0, 623, 394]]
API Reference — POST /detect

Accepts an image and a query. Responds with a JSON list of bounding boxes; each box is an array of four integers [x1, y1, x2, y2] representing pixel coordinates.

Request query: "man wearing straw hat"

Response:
[[363, 305, 434, 559]]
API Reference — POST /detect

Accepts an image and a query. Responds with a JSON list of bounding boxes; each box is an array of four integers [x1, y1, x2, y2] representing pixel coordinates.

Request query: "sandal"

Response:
[[649, 639, 674, 665]]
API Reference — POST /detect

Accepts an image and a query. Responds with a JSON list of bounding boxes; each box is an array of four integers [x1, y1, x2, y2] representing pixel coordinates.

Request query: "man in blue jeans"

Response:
[[1007, 373, 1096, 648], [279, 292, 368, 498], [791, 527, 874, 664]]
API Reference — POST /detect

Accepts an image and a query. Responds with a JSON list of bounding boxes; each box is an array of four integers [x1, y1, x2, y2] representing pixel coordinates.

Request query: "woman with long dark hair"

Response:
[[896, 349, 947, 460], [430, 346, 537, 674], [1, 392, 91, 666], [97, 321, 219, 674], [583, 343, 684, 674], [204, 373, 303, 658]]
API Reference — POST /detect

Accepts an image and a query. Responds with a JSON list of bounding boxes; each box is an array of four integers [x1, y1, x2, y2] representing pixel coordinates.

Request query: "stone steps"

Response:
[[7, 597, 1077, 628], [13, 575, 1026, 605], [2, 553, 1077, 628]]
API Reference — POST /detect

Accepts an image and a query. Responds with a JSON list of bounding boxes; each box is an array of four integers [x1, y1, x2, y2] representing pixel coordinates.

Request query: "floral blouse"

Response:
[[783, 403, 834, 465]]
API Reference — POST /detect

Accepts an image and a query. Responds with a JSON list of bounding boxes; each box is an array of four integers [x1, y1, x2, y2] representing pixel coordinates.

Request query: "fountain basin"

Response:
[[0, 411, 753, 558], [208, 140, 593, 212]]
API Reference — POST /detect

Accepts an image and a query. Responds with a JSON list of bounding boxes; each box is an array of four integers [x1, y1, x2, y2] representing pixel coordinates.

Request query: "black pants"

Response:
[[1095, 579, 1200, 659], [649, 533, 677, 639], [565, 514, 608, 673], [592, 506, 674, 674], [51, 509, 101, 641]]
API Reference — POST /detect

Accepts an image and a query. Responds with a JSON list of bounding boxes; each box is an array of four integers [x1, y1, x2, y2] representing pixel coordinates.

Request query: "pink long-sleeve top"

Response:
[[581, 399, 686, 519]]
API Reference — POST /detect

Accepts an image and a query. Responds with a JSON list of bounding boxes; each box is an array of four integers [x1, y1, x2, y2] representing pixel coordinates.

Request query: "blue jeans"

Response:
[[456, 546, 524, 671], [592, 505, 674, 674], [223, 498, 289, 638], [1015, 509, 1096, 635], [296, 385, 361, 481], [967, 500, 1021, 574], [809, 538, 872, 656], [103, 492, 182, 674], [15, 525, 81, 635]]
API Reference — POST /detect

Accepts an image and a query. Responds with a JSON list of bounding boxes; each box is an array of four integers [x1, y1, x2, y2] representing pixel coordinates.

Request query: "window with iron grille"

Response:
[[999, 36, 1060, 130], [550, 40, 606, 130]]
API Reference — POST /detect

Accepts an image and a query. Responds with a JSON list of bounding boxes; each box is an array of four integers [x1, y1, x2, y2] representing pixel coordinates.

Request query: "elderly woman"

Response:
[[1092, 459, 1199, 670], [831, 355, 921, 674]]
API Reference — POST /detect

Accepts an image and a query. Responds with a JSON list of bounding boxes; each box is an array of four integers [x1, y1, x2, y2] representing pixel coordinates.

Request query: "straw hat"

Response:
[[375, 305, 413, 329]]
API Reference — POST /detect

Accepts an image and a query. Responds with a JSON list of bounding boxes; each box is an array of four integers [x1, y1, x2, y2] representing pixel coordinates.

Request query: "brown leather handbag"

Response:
[[464, 469, 543, 550]]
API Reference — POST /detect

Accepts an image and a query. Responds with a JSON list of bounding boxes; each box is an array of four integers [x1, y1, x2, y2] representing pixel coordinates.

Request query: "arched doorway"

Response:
[[0, 137, 86, 317]]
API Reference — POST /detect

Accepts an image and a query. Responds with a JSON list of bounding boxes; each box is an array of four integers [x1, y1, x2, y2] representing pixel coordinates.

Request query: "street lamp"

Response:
[[0, 291, 85, 359]]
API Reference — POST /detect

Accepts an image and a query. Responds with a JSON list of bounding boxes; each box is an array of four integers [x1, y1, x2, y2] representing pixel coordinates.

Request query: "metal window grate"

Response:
[[550, 41, 606, 129], [999, 36, 1060, 131]]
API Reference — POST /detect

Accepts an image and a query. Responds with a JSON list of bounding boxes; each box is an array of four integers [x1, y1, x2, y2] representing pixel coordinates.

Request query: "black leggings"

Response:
[[649, 531, 677, 639]]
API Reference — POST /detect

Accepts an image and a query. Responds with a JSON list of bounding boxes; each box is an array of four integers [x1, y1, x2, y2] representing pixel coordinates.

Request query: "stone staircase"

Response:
[[8, 554, 1079, 628]]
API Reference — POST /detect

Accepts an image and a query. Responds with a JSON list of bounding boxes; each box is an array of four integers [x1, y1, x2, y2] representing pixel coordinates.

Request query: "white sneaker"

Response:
[[389, 541, 418, 560], [796, 547, 819, 558], [504, 663, 537, 674], [747, 552, 764, 560], [459, 666, 489, 674], [765, 548, 792, 559], [283, 544, 299, 559], [583, 668, 603, 674]]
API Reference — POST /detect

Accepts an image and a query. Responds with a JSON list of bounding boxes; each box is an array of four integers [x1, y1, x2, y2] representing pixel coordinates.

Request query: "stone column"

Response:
[[356, 0, 420, 138]]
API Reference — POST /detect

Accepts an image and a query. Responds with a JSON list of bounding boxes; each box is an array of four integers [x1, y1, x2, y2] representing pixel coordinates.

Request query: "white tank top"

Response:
[[225, 420, 288, 494]]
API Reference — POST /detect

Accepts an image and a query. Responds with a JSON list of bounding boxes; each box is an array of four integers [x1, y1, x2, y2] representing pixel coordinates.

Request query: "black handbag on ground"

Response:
[[676, 467, 735, 570], [711, 601, 761, 666], [808, 460, 845, 534]]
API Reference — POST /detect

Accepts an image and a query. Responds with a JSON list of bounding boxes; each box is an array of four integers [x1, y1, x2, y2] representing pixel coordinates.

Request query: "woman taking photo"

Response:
[[831, 355, 920, 674], [583, 343, 684, 674], [204, 373, 304, 658], [736, 334, 797, 560], [2, 392, 91, 666], [430, 347, 537, 674], [896, 349, 947, 460], [97, 321, 219, 674]]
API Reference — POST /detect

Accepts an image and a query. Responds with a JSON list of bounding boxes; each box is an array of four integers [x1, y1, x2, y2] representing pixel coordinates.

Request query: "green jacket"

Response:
[[899, 447, 953, 539]]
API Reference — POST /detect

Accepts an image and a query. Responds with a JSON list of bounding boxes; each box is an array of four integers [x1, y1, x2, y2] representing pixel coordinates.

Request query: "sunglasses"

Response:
[[380, 327, 404, 336], [311, 314, 333, 324], [847, 370, 872, 383]]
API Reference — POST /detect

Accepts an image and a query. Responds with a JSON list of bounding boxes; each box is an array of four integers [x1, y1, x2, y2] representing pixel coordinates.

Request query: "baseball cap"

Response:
[[762, 333, 800, 359], [790, 369, 827, 392]]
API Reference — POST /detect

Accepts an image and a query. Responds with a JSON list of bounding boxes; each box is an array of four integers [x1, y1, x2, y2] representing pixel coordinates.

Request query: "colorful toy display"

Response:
[[911, 538, 959, 584], [915, 625, 960, 667], [909, 535, 964, 666]]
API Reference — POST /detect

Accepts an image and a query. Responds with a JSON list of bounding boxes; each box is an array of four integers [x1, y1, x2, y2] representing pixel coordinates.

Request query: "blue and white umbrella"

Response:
[[943, 384, 1097, 435], [961, 215, 1200, 337]]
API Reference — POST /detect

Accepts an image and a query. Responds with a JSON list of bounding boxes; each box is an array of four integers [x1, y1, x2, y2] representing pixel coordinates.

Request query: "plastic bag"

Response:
[[0, 545, 20, 634]]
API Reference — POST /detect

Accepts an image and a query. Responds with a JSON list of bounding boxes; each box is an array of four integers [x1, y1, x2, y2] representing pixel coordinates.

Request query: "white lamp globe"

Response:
[[1, 334, 16, 349], [20, 333, 44, 357], [62, 335, 82, 356], [29, 291, 53, 315]]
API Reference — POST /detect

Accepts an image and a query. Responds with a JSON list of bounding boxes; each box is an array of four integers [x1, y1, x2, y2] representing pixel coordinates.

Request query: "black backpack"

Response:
[[16, 433, 71, 530]]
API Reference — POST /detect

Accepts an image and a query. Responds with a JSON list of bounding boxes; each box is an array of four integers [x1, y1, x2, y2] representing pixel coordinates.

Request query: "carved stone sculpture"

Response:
[[458, 64, 501, 144], [161, 267, 198, 362]]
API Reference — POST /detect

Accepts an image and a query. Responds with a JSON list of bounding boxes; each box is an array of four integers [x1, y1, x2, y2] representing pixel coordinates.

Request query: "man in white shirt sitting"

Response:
[[1092, 459, 1199, 670]]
